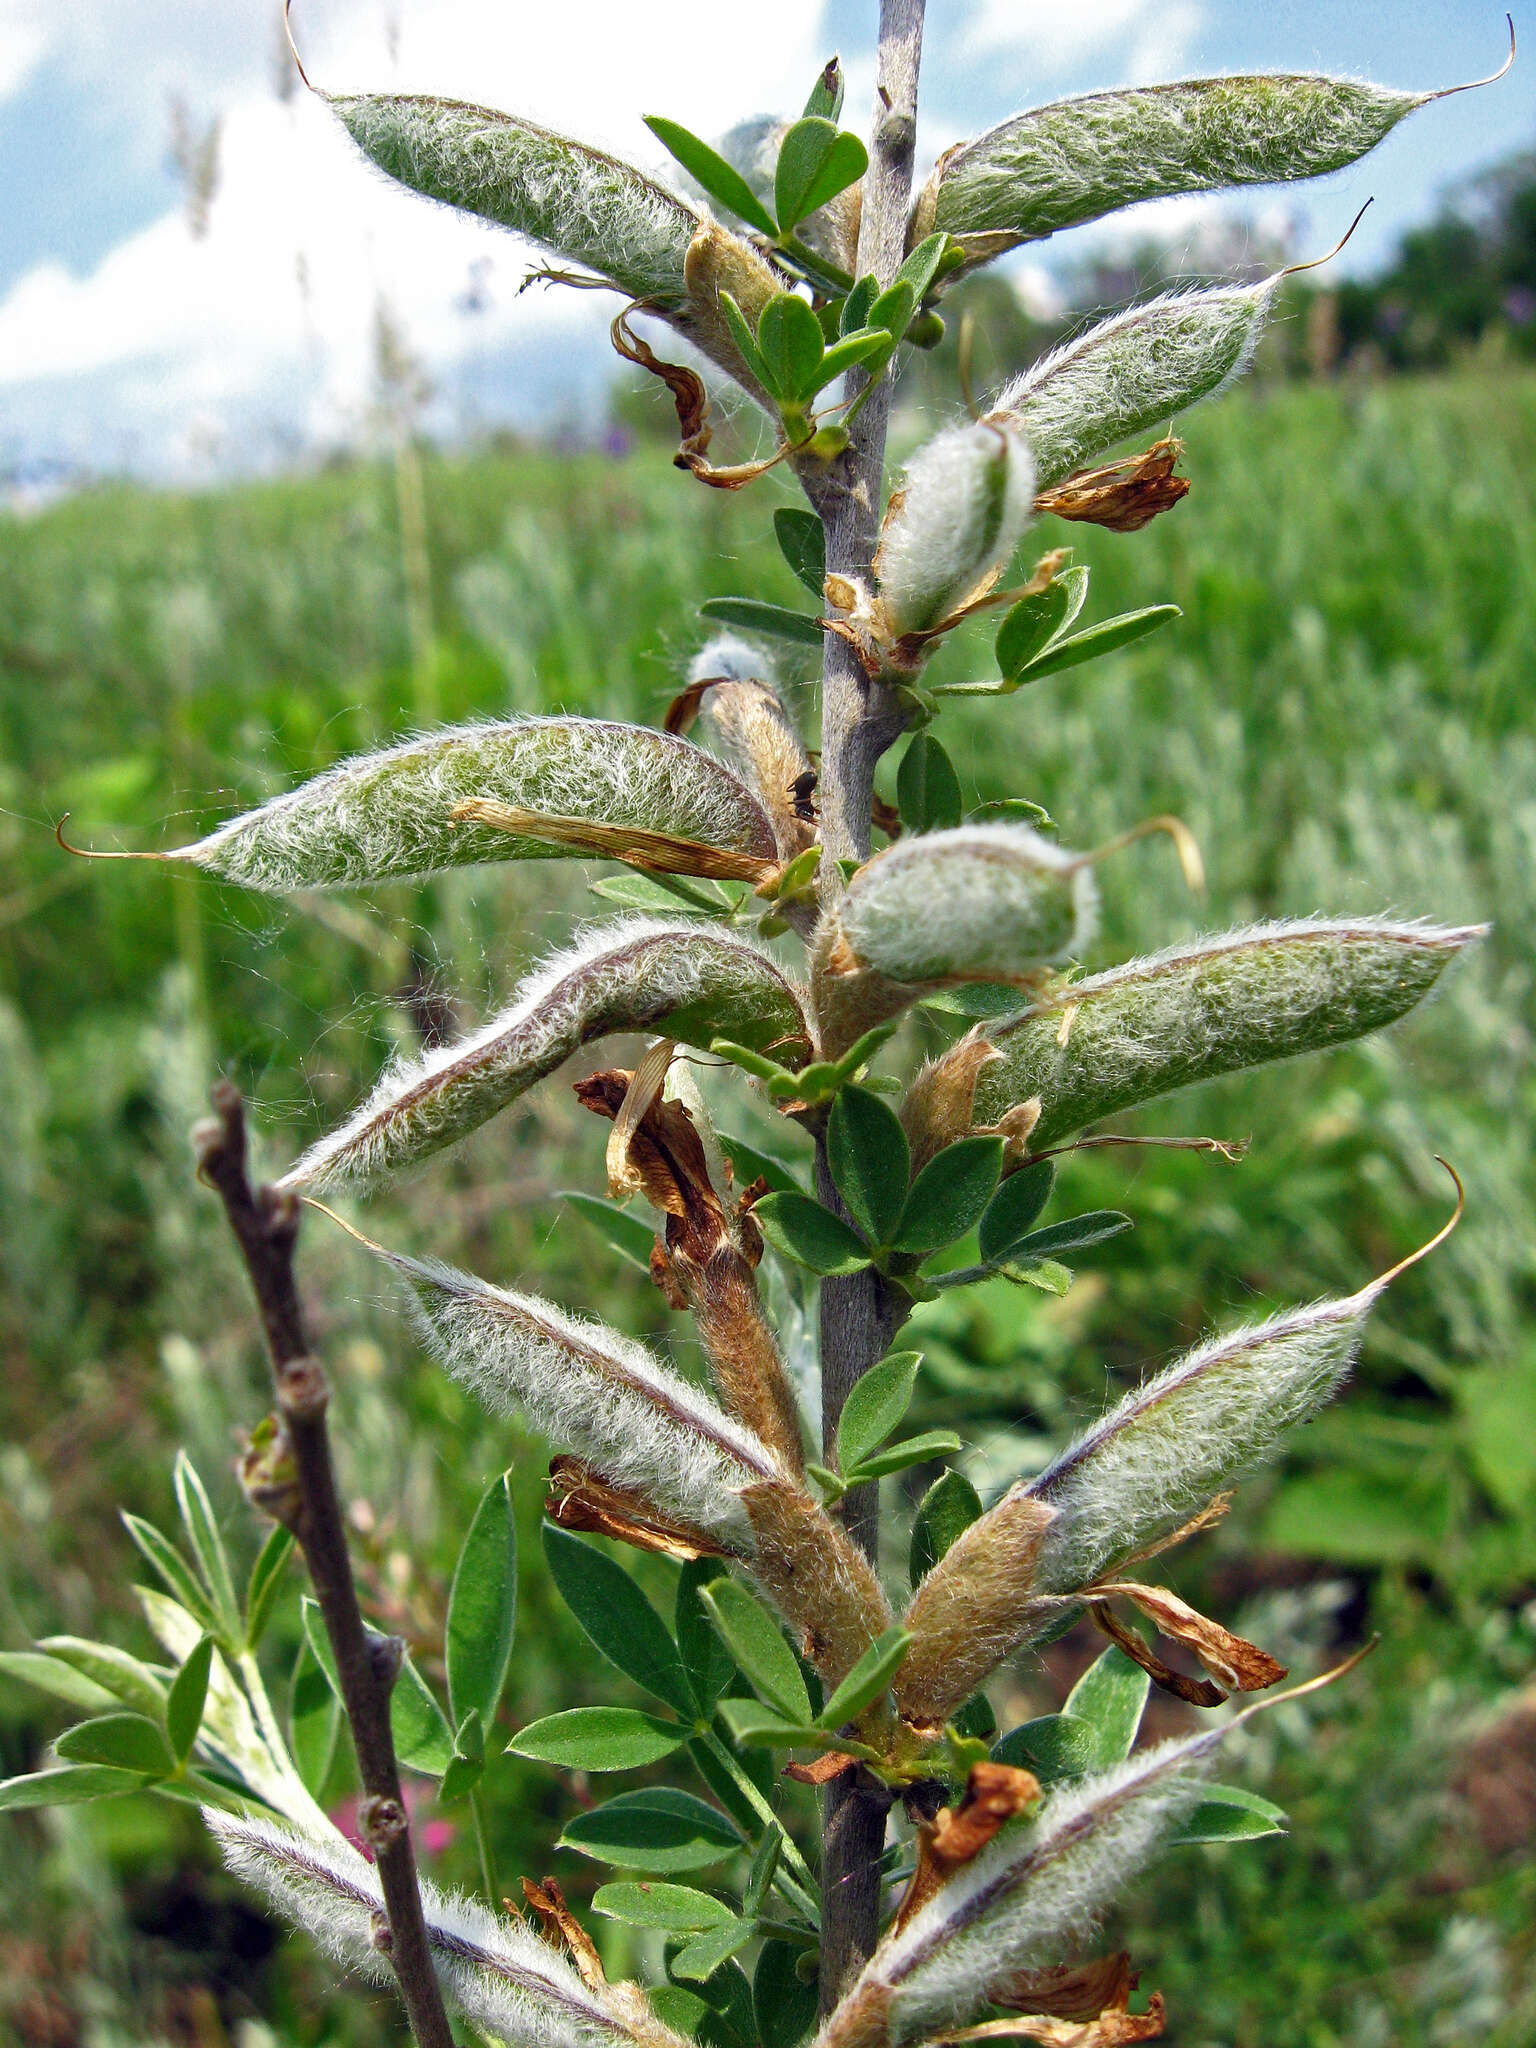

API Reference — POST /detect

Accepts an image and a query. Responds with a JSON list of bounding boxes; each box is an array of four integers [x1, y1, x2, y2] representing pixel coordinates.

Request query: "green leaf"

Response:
[[840, 275, 877, 333], [542, 1522, 695, 1716], [595, 1881, 735, 1932], [676, 1560, 736, 1714], [996, 579, 1074, 679], [512, 1706, 686, 1772], [802, 58, 844, 123], [0, 1764, 148, 1810], [697, 1581, 812, 1726], [299, 1596, 341, 1697], [436, 1751, 486, 1807], [991, 1711, 1099, 1784], [891, 1137, 1004, 1255], [173, 1451, 241, 1643], [121, 1515, 221, 1638], [896, 732, 963, 834], [166, 1637, 214, 1766], [742, 1824, 782, 1914], [693, 1957, 757, 2048], [710, 1040, 794, 1084], [714, 1701, 876, 1756], [560, 1787, 743, 1872], [39, 1637, 167, 1720], [589, 872, 734, 916], [977, 1160, 1057, 1265], [717, 292, 780, 396], [0, 1651, 119, 1715], [1172, 1782, 1288, 1846], [1016, 604, 1180, 683], [817, 1626, 913, 1728], [845, 1430, 961, 1482], [891, 232, 952, 307], [244, 1526, 294, 1650], [446, 1471, 518, 1733], [562, 1191, 662, 1273], [953, 1690, 997, 1740], [815, 329, 895, 389], [717, 1134, 805, 1199], [774, 118, 867, 231], [1064, 1647, 1150, 1768], [290, 1636, 341, 1800], [909, 1470, 984, 1587], [392, 1656, 455, 1777], [1009, 1258, 1075, 1296], [672, 1914, 758, 1983], [56, 1712, 174, 1777], [756, 294, 826, 404], [755, 1939, 819, 2048], [826, 1084, 910, 1246], [773, 507, 826, 597], [652, 1984, 713, 2037], [999, 1211, 1133, 1263], [645, 116, 778, 236], [753, 1192, 870, 1276], [868, 277, 916, 341], [836, 1350, 920, 1474], [698, 597, 824, 646]]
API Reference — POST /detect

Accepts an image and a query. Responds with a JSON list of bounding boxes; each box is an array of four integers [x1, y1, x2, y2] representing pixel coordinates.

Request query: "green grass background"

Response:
[[0, 367, 1532, 2044]]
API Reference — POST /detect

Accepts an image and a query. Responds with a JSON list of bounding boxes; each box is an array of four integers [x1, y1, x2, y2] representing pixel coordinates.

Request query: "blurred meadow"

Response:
[[1, 347, 1534, 2044]]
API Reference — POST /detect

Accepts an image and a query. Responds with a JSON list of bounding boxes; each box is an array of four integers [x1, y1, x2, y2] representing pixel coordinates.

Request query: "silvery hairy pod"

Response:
[[71, 717, 778, 891], [896, 1491, 1056, 1726], [874, 420, 1036, 642], [209, 1812, 690, 2048], [683, 637, 817, 860], [279, 920, 810, 1193], [913, 73, 1435, 271], [989, 280, 1282, 490], [934, 917, 1484, 1152], [330, 94, 782, 398], [816, 1731, 1223, 2048]]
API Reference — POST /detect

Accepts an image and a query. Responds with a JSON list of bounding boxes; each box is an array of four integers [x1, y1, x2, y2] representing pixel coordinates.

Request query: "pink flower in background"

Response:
[[332, 1781, 457, 1862]]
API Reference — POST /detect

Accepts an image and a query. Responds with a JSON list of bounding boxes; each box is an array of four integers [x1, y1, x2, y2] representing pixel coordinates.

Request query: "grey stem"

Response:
[[806, 0, 927, 2017]]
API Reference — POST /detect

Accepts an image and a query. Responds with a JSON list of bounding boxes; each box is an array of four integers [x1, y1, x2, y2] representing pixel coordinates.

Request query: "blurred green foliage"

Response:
[[0, 366, 1532, 2043]]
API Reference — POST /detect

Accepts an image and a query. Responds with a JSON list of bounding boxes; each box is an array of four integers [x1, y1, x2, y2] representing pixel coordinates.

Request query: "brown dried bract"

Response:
[[891, 1761, 1042, 1934], [519, 1877, 607, 1991], [1091, 1581, 1287, 1696], [611, 307, 784, 490], [784, 1748, 859, 1785], [989, 1954, 1136, 2023], [449, 797, 778, 885], [545, 1456, 727, 1561], [1035, 439, 1189, 532]]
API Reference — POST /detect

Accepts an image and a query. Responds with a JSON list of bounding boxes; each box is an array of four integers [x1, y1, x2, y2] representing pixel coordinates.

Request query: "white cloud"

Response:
[[961, 0, 1204, 86]]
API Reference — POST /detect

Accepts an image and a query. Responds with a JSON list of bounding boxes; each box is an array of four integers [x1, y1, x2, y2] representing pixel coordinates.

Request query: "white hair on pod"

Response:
[[279, 918, 808, 1194], [819, 1732, 1218, 2048], [991, 281, 1278, 488], [207, 1811, 680, 2048], [366, 1240, 782, 1549], [877, 421, 1036, 637], [176, 716, 775, 891], [1024, 1290, 1375, 1593]]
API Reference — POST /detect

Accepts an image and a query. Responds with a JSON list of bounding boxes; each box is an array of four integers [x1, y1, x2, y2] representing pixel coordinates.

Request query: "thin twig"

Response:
[[193, 1082, 456, 2048]]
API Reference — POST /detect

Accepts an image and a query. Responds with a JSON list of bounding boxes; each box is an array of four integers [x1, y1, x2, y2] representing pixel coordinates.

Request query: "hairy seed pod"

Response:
[[818, 1734, 1219, 2048], [280, 921, 809, 1192], [990, 282, 1278, 489], [332, 94, 698, 306], [688, 637, 817, 860], [830, 825, 1095, 987], [209, 1812, 687, 2048], [876, 422, 1036, 636], [364, 1240, 783, 1549], [969, 918, 1484, 1146], [140, 718, 776, 891], [917, 75, 1424, 259], [896, 1492, 1056, 1724], [1022, 1288, 1381, 1595]]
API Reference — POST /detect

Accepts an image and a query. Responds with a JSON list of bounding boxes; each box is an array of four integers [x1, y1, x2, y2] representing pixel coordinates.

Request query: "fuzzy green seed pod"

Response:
[[990, 281, 1278, 489], [876, 421, 1036, 637], [831, 825, 1094, 987], [93, 718, 777, 892], [280, 920, 809, 1193], [918, 75, 1425, 261], [332, 93, 698, 306], [969, 917, 1483, 1145], [1024, 1287, 1381, 1594]]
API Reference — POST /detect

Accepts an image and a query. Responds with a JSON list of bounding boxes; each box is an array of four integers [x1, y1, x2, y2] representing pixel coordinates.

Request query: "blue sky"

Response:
[[0, 2, 1529, 481]]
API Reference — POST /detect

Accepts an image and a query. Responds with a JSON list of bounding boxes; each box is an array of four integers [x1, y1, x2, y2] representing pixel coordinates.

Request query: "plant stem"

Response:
[[807, 0, 927, 2017], [470, 1785, 499, 1907], [194, 1083, 456, 2048]]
